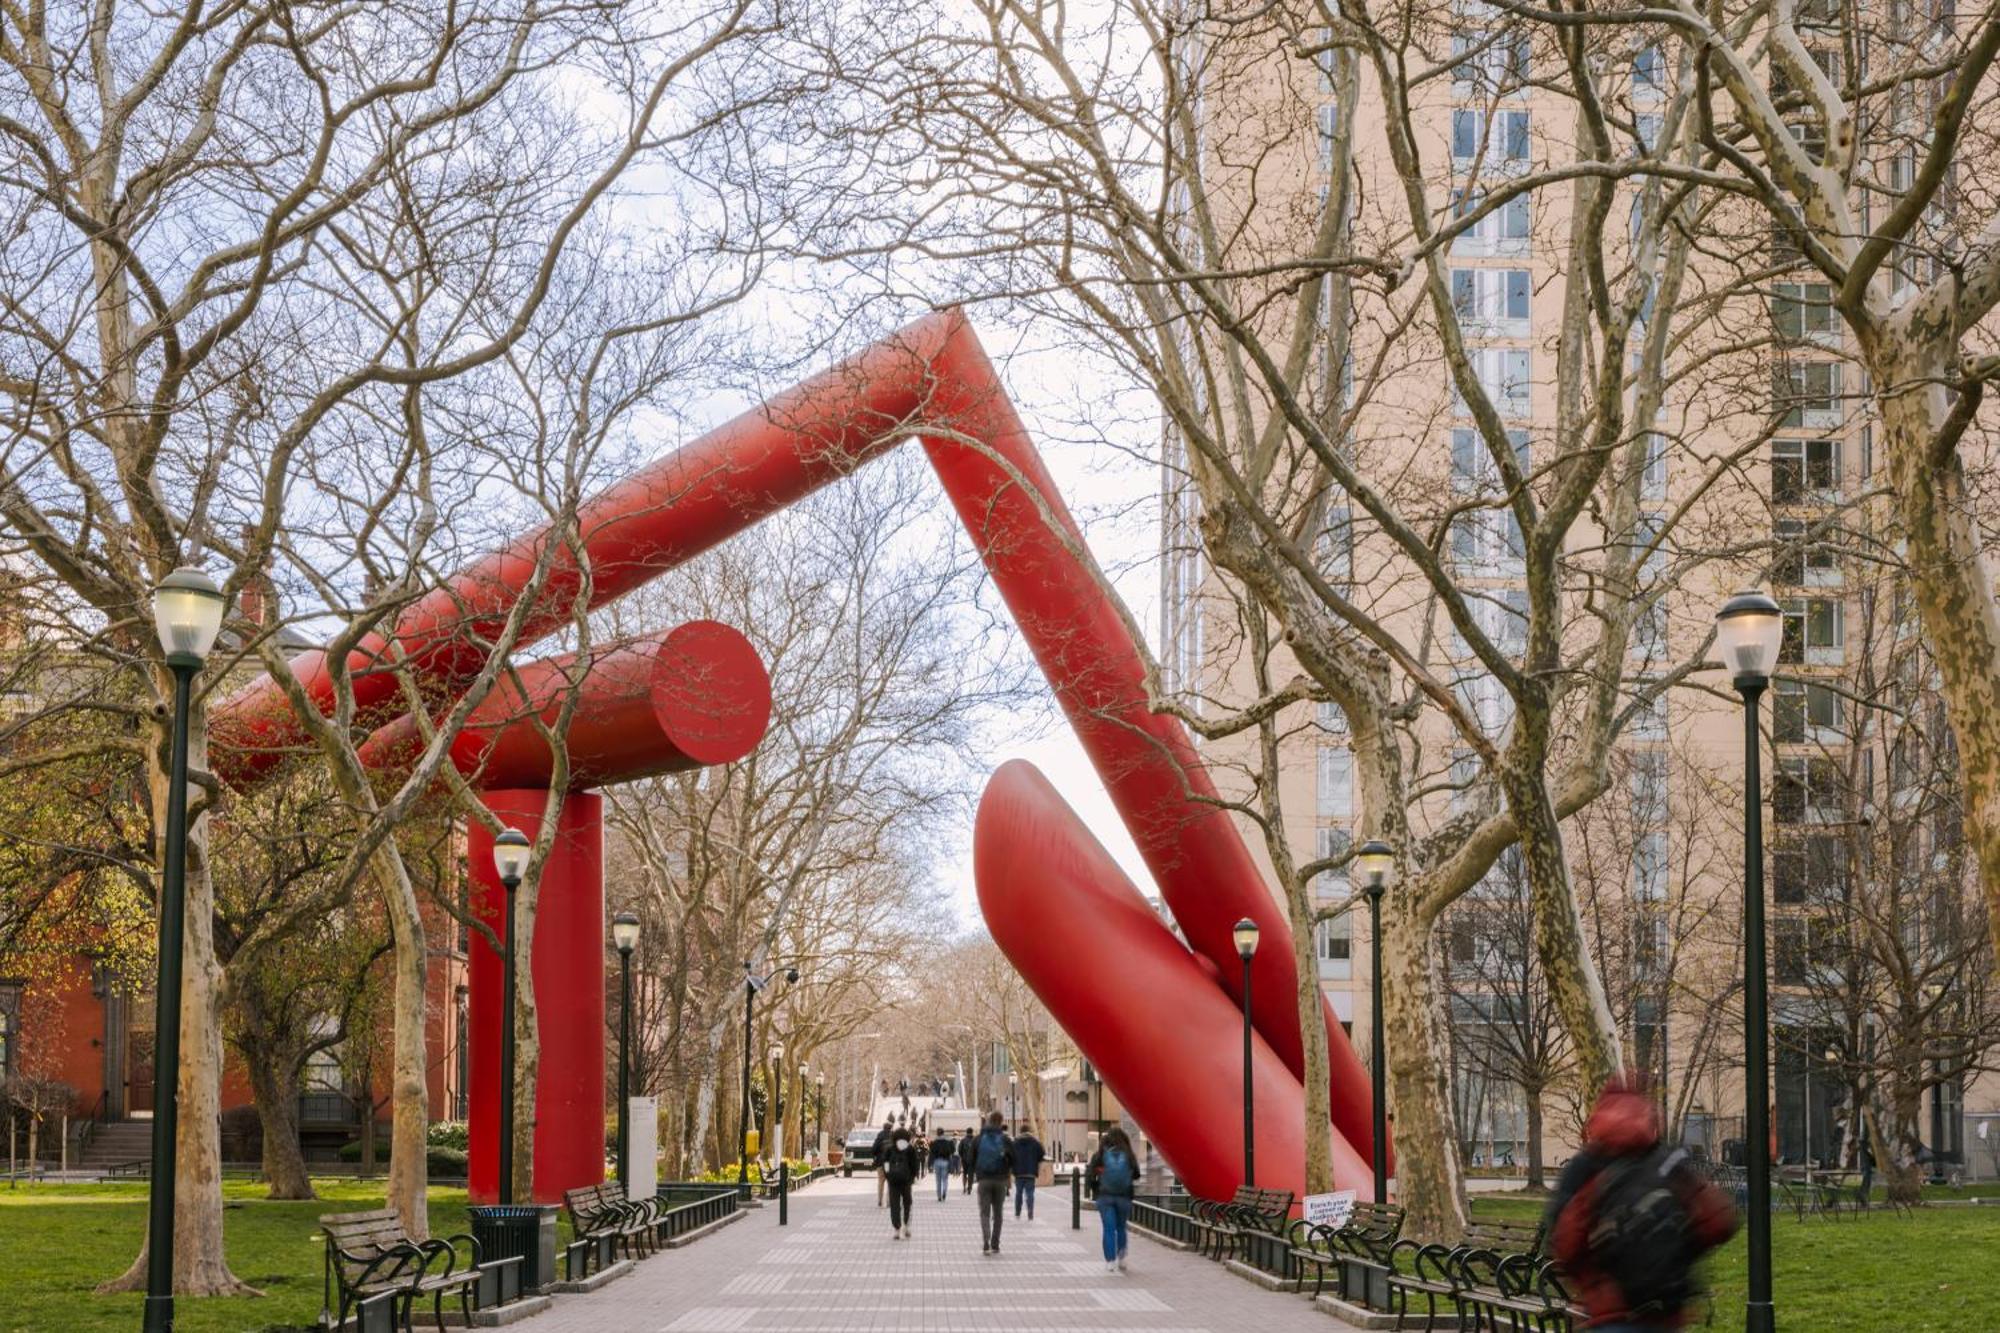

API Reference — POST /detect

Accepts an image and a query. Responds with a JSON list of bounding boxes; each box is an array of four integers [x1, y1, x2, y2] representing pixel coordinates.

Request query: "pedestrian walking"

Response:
[[881, 1123, 921, 1240], [1010, 1123, 1046, 1220], [871, 1118, 894, 1209], [929, 1127, 958, 1201], [972, 1112, 1015, 1254], [957, 1126, 977, 1195], [1545, 1074, 1738, 1331], [1086, 1126, 1138, 1273]]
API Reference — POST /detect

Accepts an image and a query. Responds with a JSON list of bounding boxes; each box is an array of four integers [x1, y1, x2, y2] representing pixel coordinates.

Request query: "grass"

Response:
[[1470, 1191, 2000, 1333], [0, 1178, 475, 1333]]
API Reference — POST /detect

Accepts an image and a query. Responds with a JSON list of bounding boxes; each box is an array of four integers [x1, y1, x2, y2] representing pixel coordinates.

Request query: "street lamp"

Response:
[[771, 1040, 787, 1163], [611, 911, 640, 1188], [1355, 839, 1396, 1204], [1008, 1071, 1018, 1125], [1233, 917, 1260, 1186], [1715, 588, 1783, 1333], [814, 1074, 825, 1154], [739, 961, 797, 1186], [492, 827, 532, 1205], [1925, 983, 1949, 1185], [143, 566, 226, 1333]]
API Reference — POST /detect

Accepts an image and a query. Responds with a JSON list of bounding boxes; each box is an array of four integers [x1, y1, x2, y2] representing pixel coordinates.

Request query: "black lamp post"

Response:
[[739, 961, 798, 1187], [1355, 839, 1396, 1205], [814, 1075, 825, 1153], [612, 911, 640, 1187], [1926, 982, 1948, 1185], [797, 1061, 809, 1159], [492, 828, 531, 1205], [143, 566, 227, 1333], [1716, 589, 1784, 1333], [1232, 917, 1259, 1186]]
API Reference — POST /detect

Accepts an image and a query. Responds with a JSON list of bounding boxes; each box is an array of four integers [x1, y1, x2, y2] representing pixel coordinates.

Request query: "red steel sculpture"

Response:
[[212, 309, 1388, 1203]]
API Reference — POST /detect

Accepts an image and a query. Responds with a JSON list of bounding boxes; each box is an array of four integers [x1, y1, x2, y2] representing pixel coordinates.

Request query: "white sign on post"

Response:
[[628, 1096, 658, 1199], [1302, 1189, 1357, 1229]]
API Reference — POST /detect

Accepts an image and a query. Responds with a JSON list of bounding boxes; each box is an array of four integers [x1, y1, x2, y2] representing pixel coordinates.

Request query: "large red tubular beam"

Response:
[[977, 760, 1374, 1200], [354, 620, 771, 790], [213, 308, 1389, 1184]]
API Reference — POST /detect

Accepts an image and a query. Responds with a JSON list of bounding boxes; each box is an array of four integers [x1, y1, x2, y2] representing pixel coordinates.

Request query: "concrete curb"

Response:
[[1312, 1293, 1401, 1329], [662, 1208, 746, 1249], [1224, 1259, 1305, 1292], [546, 1258, 634, 1294]]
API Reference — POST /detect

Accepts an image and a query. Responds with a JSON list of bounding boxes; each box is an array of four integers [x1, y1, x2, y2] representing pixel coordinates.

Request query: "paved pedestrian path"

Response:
[[518, 1175, 1352, 1332]]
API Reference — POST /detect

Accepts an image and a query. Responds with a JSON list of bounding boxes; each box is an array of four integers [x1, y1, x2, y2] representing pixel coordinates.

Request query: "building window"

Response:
[[1317, 102, 1340, 173], [0, 983, 17, 1080], [1451, 267, 1532, 331], [1636, 113, 1663, 151], [1631, 598, 1668, 661], [1779, 597, 1844, 666], [1454, 349, 1533, 418], [1451, 24, 1532, 91], [1318, 506, 1355, 584], [1634, 44, 1665, 90], [1451, 749, 1481, 815], [1774, 678, 1844, 743], [1452, 108, 1531, 164], [1455, 672, 1516, 738], [1774, 755, 1845, 825], [1775, 517, 1841, 587], [1450, 427, 1532, 494], [1317, 700, 1348, 734], [1455, 586, 1528, 657], [1317, 915, 1354, 980], [1773, 281, 1838, 342], [1451, 188, 1532, 256], [1631, 750, 1669, 826], [1772, 437, 1841, 502], [1633, 912, 1669, 977], [1633, 830, 1669, 902], [1451, 507, 1526, 577], [1774, 834, 1848, 906], [1639, 432, 1668, 500], [1317, 825, 1353, 898], [1627, 683, 1668, 740], [1318, 746, 1354, 819], [1775, 361, 1842, 428], [1773, 917, 1809, 985]]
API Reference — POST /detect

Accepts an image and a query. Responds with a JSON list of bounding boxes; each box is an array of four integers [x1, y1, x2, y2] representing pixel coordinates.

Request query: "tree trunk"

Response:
[[245, 1048, 315, 1200], [100, 702, 256, 1297], [1288, 864, 1335, 1196], [1883, 1077, 1926, 1208], [376, 853, 432, 1238], [1498, 749, 1622, 1089], [1383, 889, 1470, 1240], [358, 1075, 376, 1177], [1874, 330, 2000, 963], [1524, 1089, 1546, 1192]]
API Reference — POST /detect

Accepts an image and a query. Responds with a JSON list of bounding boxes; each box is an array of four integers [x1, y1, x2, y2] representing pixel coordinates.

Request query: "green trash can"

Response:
[[469, 1204, 557, 1296]]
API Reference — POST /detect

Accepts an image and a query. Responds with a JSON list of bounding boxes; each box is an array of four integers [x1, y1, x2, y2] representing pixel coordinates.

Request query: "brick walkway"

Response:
[[517, 1175, 1353, 1332]]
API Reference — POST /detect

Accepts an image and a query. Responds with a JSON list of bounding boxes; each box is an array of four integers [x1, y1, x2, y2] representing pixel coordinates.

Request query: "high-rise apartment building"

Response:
[[1158, 0, 1997, 1179]]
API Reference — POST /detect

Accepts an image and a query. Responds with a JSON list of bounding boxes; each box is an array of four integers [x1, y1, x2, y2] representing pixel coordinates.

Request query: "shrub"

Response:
[[427, 1121, 469, 1152]]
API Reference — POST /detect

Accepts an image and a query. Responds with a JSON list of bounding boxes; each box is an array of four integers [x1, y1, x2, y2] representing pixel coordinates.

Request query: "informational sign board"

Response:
[[628, 1097, 658, 1199], [1302, 1189, 1356, 1229]]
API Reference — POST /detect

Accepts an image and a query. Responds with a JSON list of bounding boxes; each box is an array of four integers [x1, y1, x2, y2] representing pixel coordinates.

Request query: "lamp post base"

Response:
[[142, 1292, 173, 1333], [1746, 1298, 1775, 1333]]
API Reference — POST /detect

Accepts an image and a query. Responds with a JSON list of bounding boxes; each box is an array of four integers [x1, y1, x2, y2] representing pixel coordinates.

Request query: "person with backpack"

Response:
[[1010, 1123, 1046, 1220], [880, 1123, 922, 1240], [870, 1118, 895, 1209], [1545, 1074, 1738, 1330], [929, 1127, 959, 1201], [957, 1126, 978, 1195], [972, 1112, 1015, 1254], [1086, 1126, 1138, 1273]]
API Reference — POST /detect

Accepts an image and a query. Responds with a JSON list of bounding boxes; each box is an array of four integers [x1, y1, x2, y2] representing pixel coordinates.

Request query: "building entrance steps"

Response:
[[516, 1173, 1366, 1332]]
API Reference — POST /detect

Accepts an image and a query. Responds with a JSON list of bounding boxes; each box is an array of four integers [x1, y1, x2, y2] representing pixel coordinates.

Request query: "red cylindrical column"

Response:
[[466, 791, 606, 1203]]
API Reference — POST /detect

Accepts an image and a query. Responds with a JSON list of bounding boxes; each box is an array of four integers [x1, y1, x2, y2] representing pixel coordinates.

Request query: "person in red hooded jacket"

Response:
[[1543, 1074, 1738, 1330]]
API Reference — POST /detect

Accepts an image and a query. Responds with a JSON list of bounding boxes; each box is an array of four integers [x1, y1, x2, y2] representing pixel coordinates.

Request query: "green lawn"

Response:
[[1471, 1192, 2000, 1333], [0, 1178, 475, 1333]]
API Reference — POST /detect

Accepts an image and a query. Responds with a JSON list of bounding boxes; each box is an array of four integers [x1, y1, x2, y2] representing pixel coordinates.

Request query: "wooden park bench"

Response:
[[320, 1208, 488, 1333], [1284, 1200, 1405, 1303], [562, 1181, 659, 1269], [1189, 1185, 1294, 1262]]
